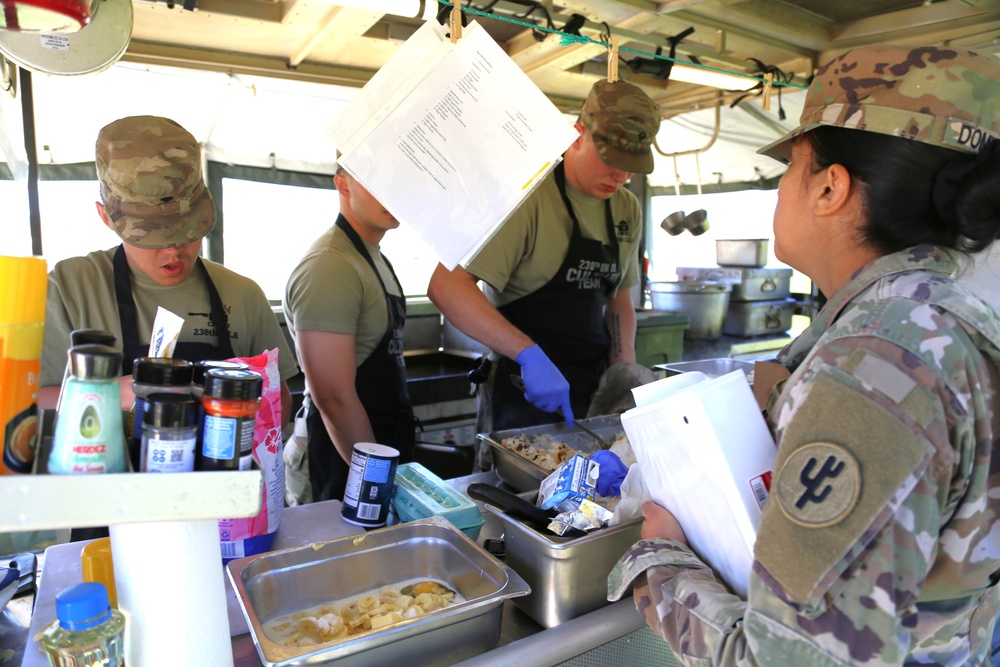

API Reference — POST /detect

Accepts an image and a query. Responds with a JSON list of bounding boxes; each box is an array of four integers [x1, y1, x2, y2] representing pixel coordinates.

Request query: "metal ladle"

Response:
[[509, 375, 610, 449]]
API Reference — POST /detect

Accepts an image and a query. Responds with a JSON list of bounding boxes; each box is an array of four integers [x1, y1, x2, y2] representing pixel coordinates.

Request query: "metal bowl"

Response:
[[226, 517, 529, 667]]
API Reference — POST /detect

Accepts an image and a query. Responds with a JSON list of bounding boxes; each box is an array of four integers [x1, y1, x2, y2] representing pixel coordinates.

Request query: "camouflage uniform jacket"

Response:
[[610, 245, 1000, 666]]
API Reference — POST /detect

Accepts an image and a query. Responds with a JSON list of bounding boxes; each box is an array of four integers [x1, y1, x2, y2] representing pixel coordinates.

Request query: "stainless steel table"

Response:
[[20, 471, 670, 666]]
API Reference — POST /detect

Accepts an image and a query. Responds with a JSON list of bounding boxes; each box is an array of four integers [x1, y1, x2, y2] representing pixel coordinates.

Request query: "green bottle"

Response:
[[49, 344, 127, 474]]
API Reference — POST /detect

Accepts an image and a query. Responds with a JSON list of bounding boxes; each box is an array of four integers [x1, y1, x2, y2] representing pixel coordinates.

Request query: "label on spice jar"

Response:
[[202, 414, 255, 465]]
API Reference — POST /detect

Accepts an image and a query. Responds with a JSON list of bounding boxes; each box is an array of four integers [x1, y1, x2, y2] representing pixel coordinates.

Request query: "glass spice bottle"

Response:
[[140, 393, 198, 473], [198, 369, 262, 471]]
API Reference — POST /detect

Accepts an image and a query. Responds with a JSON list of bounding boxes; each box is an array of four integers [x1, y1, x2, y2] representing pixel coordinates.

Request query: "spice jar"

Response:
[[48, 345, 127, 475], [41, 582, 126, 667], [140, 393, 198, 473], [199, 369, 262, 471], [191, 360, 249, 448], [129, 357, 193, 469]]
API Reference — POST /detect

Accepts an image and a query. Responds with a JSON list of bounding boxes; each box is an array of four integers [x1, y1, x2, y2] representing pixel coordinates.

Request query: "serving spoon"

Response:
[[509, 375, 610, 449]]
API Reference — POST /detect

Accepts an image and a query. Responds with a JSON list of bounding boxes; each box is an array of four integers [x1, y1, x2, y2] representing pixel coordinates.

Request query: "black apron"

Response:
[[71, 245, 236, 543], [493, 163, 622, 430], [307, 216, 415, 502], [114, 244, 236, 375]]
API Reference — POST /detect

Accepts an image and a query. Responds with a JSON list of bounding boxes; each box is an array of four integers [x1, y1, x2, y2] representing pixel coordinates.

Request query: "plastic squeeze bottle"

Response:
[[49, 344, 128, 474]]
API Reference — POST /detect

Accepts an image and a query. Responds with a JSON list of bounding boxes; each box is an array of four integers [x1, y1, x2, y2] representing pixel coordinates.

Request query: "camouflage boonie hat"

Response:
[[759, 45, 1000, 162], [96, 115, 216, 249], [580, 80, 661, 174]]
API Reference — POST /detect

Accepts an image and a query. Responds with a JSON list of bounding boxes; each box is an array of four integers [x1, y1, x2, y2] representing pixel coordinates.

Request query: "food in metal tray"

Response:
[[500, 433, 580, 471], [265, 579, 462, 647]]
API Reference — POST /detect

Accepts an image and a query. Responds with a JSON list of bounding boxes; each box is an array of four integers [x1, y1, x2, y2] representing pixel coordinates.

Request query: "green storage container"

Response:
[[634, 310, 690, 368]]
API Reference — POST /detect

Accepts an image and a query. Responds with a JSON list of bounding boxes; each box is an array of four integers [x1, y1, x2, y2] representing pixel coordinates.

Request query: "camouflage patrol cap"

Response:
[[580, 80, 661, 174], [758, 45, 1000, 162], [96, 115, 215, 249]]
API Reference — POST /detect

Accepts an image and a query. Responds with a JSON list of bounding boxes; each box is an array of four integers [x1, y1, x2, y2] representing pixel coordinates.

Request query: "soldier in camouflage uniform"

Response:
[[428, 79, 661, 436], [610, 45, 1000, 665]]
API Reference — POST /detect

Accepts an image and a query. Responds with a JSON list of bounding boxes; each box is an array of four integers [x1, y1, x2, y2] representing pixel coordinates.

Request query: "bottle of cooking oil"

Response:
[[41, 582, 126, 666]]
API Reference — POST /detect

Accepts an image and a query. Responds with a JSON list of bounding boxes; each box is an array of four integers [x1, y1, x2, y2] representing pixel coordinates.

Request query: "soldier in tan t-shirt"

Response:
[[428, 80, 659, 430], [284, 165, 415, 502]]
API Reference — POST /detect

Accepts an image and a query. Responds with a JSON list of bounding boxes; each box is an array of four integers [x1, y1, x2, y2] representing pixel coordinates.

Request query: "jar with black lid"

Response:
[[140, 393, 198, 473], [198, 369, 262, 471], [129, 358, 193, 469]]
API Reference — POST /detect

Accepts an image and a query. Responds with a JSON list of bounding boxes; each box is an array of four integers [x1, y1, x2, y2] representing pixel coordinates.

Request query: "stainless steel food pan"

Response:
[[483, 414, 624, 493], [484, 501, 642, 628], [716, 239, 769, 268], [227, 516, 529, 667], [653, 358, 754, 380]]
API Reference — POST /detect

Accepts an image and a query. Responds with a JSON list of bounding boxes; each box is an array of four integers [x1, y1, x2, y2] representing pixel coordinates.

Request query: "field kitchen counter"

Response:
[[20, 471, 676, 666]]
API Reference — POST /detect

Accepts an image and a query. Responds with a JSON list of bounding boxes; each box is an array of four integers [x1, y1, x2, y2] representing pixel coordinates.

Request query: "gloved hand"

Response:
[[515, 344, 574, 426], [591, 449, 628, 497]]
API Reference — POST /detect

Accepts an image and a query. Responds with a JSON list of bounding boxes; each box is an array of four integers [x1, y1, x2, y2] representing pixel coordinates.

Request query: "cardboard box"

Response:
[[536, 454, 597, 513]]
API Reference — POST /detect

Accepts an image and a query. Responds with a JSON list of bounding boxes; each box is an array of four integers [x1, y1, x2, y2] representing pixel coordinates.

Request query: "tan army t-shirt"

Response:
[[466, 171, 641, 307], [284, 224, 401, 367], [41, 247, 299, 386]]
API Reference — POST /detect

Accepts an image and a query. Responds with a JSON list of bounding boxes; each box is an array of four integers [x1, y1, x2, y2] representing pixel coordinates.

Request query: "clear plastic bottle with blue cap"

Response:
[[40, 581, 126, 666]]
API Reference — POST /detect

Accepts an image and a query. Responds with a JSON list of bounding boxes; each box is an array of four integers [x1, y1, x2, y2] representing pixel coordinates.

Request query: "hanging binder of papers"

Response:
[[621, 370, 776, 598], [332, 19, 578, 270]]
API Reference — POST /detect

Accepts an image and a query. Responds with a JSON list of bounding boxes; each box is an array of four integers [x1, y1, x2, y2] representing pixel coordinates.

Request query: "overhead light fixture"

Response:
[[669, 62, 758, 91], [314, 0, 439, 20]]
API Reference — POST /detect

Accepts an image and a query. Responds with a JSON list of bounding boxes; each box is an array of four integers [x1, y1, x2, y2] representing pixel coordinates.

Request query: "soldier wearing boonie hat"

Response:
[[96, 115, 216, 249], [41, 115, 299, 440], [428, 78, 662, 436], [610, 45, 1000, 666]]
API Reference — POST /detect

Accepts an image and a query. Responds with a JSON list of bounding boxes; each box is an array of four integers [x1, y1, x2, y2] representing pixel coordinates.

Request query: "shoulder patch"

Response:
[[775, 442, 860, 528], [755, 372, 932, 608]]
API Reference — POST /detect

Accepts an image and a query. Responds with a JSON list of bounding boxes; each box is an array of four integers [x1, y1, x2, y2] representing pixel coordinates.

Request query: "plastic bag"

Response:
[[608, 463, 651, 526], [218, 347, 284, 563], [283, 402, 312, 507]]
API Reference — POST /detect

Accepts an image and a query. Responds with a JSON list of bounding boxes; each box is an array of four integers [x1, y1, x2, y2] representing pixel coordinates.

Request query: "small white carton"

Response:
[[537, 454, 598, 513]]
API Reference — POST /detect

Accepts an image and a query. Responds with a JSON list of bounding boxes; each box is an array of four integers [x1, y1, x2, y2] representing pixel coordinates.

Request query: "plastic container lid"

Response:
[[70, 328, 117, 347], [67, 344, 122, 380], [55, 582, 112, 631], [203, 369, 263, 401], [392, 462, 484, 536], [133, 357, 194, 387], [192, 360, 249, 387], [144, 393, 197, 428]]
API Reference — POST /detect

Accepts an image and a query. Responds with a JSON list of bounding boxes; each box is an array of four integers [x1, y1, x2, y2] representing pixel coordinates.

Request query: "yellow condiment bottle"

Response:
[[0, 256, 48, 474]]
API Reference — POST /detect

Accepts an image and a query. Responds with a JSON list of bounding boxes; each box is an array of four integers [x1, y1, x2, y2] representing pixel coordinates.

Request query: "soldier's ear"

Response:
[[95, 201, 112, 228]]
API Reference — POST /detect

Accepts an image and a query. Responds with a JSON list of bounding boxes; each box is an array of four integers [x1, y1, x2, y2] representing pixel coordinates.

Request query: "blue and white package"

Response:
[[537, 454, 599, 513]]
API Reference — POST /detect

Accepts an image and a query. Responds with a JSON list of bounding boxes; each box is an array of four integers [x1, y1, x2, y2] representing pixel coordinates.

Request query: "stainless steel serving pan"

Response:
[[481, 414, 625, 492], [484, 497, 642, 628], [227, 517, 530, 667]]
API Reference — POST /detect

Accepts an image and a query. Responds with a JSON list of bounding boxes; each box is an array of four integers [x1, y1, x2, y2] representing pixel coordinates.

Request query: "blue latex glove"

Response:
[[591, 450, 628, 497], [515, 344, 574, 426]]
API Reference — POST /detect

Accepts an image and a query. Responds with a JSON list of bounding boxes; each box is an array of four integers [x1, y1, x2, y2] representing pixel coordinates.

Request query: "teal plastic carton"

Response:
[[390, 462, 485, 541]]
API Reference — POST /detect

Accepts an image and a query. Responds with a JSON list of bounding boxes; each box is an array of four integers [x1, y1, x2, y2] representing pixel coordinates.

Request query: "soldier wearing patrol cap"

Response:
[[40, 115, 298, 422], [610, 45, 1000, 665], [428, 79, 661, 434]]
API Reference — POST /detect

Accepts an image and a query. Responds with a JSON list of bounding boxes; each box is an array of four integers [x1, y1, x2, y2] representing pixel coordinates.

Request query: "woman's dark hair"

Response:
[[805, 126, 1000, 255]]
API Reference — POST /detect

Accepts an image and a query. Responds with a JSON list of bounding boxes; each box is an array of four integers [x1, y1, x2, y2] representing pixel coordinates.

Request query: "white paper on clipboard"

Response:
[[621, 370, 776, 598], [332, 19, 577, 270]]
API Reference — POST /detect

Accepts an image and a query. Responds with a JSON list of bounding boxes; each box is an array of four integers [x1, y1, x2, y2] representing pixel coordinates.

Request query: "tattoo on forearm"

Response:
[[609, 313, 622, 358]]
